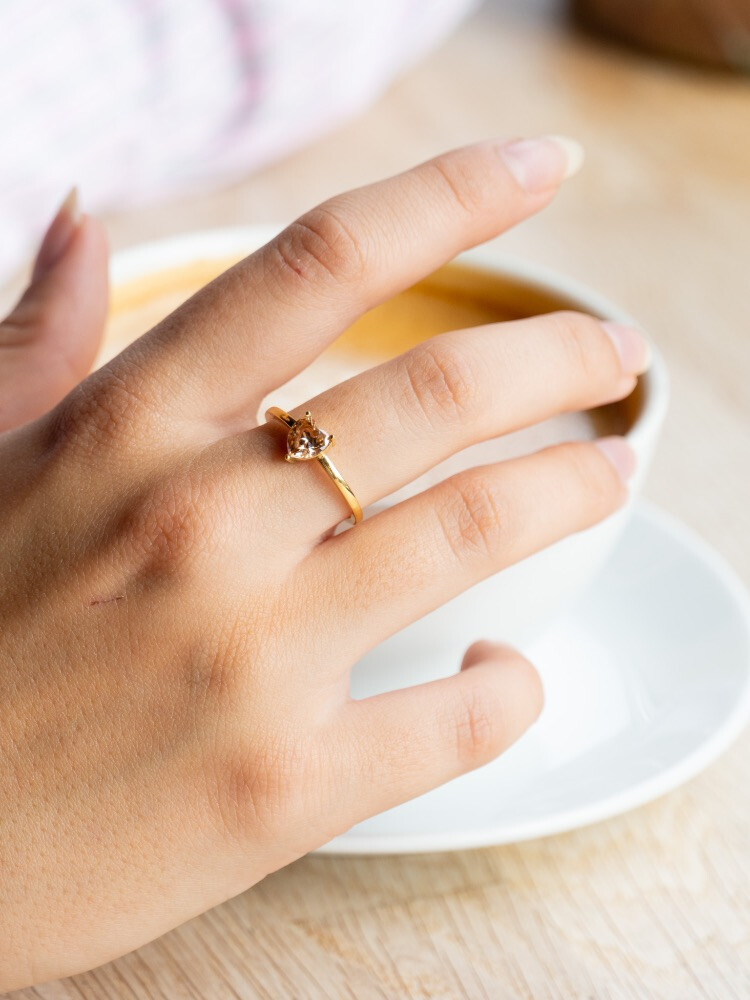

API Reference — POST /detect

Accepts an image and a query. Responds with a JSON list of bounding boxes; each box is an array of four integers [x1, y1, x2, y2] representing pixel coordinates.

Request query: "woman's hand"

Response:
[[0, 138, 648, 990]]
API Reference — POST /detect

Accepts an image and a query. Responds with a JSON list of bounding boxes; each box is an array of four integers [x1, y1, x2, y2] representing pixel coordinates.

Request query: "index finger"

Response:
[[106, 136, 584, 445]]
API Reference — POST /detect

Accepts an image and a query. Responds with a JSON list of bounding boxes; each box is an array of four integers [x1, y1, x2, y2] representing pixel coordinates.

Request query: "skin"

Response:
[[0, 139, 648, 990]]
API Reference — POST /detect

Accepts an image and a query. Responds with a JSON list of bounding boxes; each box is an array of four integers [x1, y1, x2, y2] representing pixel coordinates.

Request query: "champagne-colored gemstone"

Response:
[[287, 414, 333, 460]]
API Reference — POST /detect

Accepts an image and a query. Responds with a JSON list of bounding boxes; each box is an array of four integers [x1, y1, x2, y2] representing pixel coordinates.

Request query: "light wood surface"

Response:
[[9, 1, 750, 997]]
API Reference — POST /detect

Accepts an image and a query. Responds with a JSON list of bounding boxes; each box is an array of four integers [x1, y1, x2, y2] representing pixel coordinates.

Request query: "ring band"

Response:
[[265, 406, 363, 525]]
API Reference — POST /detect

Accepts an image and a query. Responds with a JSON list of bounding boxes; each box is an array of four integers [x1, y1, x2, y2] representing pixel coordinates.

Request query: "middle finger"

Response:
[[102, 137, 580, 448]]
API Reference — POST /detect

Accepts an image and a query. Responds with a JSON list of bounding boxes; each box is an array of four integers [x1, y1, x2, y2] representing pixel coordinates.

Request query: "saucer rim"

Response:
[[316, 501, 750, 855]]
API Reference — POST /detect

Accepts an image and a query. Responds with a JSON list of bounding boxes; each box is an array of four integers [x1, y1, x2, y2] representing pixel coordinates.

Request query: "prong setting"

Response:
[[285, 411, 334, 461]]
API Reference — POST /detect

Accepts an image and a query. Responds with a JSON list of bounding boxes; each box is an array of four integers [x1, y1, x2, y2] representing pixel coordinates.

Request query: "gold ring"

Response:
[[265, 406, 363, 525]]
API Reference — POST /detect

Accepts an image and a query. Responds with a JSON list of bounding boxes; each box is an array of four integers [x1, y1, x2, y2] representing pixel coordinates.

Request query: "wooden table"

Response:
[[10, 1, 750, 997]]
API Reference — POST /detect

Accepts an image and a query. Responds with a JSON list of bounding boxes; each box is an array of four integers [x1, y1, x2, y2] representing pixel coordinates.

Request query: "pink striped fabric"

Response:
[[0, 0, 477, 280]]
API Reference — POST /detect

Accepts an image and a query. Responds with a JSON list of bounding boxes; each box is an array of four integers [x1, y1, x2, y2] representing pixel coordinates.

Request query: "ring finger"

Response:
[[249, 310, 649, 538]]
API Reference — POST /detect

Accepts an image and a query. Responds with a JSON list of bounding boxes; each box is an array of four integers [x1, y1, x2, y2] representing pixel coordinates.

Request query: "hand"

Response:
[[0, 138, 647, 990]]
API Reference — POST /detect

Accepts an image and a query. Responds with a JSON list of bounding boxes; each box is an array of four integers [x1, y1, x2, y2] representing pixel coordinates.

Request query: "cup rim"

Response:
[[462, 245, 670, 454], [110, 225, 669, 452]]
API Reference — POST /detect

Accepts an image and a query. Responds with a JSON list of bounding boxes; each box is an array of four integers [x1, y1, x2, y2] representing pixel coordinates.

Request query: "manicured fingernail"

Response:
[[595, 436, 636, 483], [601, 321, 652, 375], [33, 186, 80, 281], [499, 135, 585, 193]]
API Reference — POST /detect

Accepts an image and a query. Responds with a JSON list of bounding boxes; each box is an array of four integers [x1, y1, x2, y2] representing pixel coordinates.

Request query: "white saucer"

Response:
[[318, 502, 750, 855]]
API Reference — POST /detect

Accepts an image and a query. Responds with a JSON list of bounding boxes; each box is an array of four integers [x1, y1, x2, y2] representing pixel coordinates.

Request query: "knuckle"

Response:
[[438, 472, 505, 562], [273, 203, 367, 288], [400, 339, 478, 428], [427, 151, 486, 216], [558, 441, 622, 510], [1, 287, 55, 347], [45, 362, 148, 460], [0, 315, 35, 350], [547, 311, 603, 384], [211, 732, 307, 845], [121, 471, 225, 580], [451, 684, 504, 767]]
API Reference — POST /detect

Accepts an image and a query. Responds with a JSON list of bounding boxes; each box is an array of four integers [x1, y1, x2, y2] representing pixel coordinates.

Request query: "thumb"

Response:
[[0, 188, 109, 432], [333, 639, 544, 833]]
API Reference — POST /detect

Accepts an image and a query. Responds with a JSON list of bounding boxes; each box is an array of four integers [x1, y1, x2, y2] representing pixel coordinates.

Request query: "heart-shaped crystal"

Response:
[[286, 412, 333, 460]]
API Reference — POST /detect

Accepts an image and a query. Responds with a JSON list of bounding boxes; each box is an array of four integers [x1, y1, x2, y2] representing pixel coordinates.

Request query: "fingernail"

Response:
[[499, 135, 585, 193], [33, 186, 80, 281], [595, 436, 637, 483], [601, 321, 652, 375]]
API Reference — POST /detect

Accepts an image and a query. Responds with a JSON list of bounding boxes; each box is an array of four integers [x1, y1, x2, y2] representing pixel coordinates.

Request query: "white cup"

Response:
[[110, 226, 669, 694]]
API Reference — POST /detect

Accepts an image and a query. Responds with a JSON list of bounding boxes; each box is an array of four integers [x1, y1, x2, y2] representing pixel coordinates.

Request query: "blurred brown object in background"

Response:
[[572, 0, 750, 70]]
